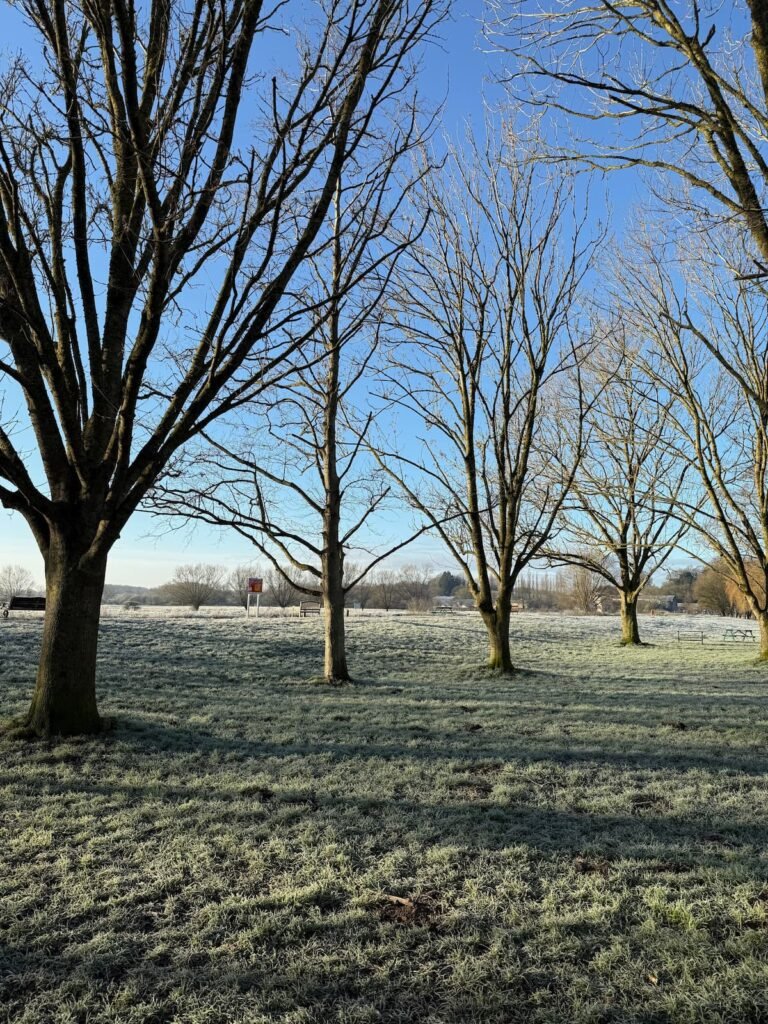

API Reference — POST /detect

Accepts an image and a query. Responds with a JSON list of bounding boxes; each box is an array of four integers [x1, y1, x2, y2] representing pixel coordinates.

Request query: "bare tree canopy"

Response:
[[262, 566, 301, 609], [152, 131, 437, 682], [552, 325, 690, 644], [568, 559, 609, 615], [0, 563, 35, 603], [368, 566, 399, 610], [0, 0, 446, 735], [617, 224, 768, 656], [163, 564, 225, 611], [373, 127, 601, 672], [491, 2, 768, 268], [491, 0, 768, 646]]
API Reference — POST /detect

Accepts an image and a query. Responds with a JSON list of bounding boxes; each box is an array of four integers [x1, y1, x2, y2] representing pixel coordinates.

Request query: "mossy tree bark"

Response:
[[620, 591, 642, 646], [25, 534, 107, 736], [481, 604, 514, 673]]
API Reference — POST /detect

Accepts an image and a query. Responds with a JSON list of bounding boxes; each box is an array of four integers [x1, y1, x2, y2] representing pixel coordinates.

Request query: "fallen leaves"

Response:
[[379, 892, 442, 927]]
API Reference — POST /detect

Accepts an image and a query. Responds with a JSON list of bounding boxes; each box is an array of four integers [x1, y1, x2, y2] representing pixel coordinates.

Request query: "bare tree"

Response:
[[493, 2, 768, 271], [694, 562, 740, 618], [396, 563, 433, 611], [514, 569, 567, 611], [369, 567, 399, 610], [0, 564, 35, 604], [0, 0, 446, 735], [373, 129, 599, 671], [568, 562, 608, 615], [153, 143, 435, 682], [263, 566, 301, 610], [619, 227, 768, 657], [553, 328, 690, 644], [344, 562, 374, 609], [163, 565, 225, 611], [493, 2, 768, 653]]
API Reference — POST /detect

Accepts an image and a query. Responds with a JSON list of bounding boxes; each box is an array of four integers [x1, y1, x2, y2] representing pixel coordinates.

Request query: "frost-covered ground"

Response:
[[2, 612, 768, 1023]]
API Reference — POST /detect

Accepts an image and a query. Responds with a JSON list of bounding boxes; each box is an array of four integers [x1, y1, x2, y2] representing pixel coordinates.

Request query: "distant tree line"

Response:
[[4, 557, 752, 621], [102, 558, 760, 622], [100, 564, 467, 612]]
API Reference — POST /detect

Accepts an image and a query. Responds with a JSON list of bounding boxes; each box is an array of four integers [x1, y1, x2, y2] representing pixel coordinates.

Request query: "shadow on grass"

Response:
[[92, 712, 768, 779], [11, 928, 750, 1024], [5, 922, 767, 1024], [4, 727, 767, 876], [9, 781, 768, 866]]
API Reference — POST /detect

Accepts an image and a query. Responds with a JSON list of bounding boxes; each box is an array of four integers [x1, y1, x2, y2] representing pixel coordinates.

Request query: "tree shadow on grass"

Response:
[[7, 926, 758, 1024], [96, 712, 768, 780], [3, 751, 767, 874], [4, 727, 768, 1022]]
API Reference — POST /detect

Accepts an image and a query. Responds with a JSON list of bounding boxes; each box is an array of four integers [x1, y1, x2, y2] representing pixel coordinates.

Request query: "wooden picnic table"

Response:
[[723, 627, 757, 642]]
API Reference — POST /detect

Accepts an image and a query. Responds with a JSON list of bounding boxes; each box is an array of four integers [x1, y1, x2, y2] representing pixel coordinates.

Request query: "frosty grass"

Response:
[[2, 610, 768, 1023]]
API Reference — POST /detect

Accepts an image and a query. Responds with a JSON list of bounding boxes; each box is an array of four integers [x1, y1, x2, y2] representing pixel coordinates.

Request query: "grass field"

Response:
[[2, 611, 768, 1023]]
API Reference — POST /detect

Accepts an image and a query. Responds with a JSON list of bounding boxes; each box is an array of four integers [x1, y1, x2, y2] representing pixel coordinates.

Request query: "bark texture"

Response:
[[323, 588, 350, 683], [482, 605, 514, 673], [758, 610, 768, 661], [620, 592, 642, 645], [25, 540, 107, 736]]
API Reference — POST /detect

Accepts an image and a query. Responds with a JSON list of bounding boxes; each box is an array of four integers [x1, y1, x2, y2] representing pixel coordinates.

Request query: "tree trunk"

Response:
[[321, 524, 350, 682], [481, 604, 513, 673], [320, 224, 351, 685], [24, 540, 107, 737], [620, 591, 642, 645], [323, 582, 350, 683], [758, 610, 768, 661]]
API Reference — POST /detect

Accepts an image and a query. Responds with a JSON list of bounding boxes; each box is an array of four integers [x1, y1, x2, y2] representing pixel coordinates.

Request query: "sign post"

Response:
[[247, 577, 263, 618]]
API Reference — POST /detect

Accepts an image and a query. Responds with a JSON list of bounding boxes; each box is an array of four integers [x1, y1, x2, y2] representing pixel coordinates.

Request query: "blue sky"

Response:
[[0, 1, 502, 587], [1, 0, 671, 591], [2, 2, 745, 591]]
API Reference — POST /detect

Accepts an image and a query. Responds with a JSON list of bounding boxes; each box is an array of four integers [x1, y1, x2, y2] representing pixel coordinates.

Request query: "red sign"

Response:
[[248, 578, 263, 594]]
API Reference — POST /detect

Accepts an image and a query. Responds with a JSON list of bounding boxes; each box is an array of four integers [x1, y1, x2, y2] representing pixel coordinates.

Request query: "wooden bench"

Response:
[[2, 596, 46, 619], [299, 602, 322, 617], [723, 627, 757, 643], [677, 630, 704, 644]]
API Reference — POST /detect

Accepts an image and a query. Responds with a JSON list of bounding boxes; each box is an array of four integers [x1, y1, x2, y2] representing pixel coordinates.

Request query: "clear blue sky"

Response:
[[0, 1, 645, 589], [0, 1, 499, 587]]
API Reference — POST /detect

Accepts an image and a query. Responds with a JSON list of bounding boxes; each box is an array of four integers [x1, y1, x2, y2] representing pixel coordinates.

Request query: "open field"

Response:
[[2, 612, 768, 1023]]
